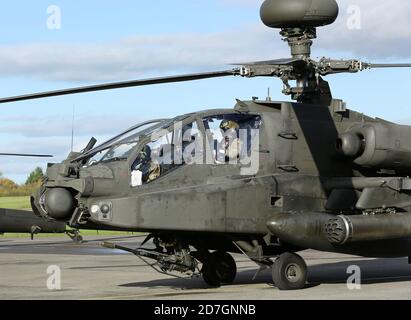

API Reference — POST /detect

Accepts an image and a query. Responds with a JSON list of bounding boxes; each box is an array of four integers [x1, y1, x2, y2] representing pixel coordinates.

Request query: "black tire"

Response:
[[272, 252, 307, 290], [202, 255, 221, 287], [202, 251, 237, 287], [69, 234, 83, 244], [213, 251, 237, 284]]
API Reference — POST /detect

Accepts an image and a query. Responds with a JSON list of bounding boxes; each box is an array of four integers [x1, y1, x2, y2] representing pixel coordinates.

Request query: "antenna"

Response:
[[71, 106, 75, 152], [266, 87, 271, 101]]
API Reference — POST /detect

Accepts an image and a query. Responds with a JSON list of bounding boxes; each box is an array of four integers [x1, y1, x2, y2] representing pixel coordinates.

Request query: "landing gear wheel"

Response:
[[272, 252, 307, 290], [202, 255, 221, 287], [213, 251, 237, 284], [73, 234, 83, 244], [202, 251, 237, 287]]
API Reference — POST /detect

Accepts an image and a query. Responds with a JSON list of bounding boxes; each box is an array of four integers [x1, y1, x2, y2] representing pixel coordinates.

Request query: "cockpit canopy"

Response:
[[79, 112, 262, 181], [74, 118, 173, 165]]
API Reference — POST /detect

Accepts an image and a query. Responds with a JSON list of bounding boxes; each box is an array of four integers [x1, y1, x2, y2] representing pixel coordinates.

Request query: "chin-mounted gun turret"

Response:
[[30, 137, 98, 223]]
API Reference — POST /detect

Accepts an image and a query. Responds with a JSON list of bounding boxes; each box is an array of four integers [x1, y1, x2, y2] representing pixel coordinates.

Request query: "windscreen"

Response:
[[84, 116, 190, 165]]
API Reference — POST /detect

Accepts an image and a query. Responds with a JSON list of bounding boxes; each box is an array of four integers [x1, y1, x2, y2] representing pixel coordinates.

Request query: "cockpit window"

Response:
[[100, 142, 138, 163], [84, 117, 192, 166], [203, 114, 262, 164], [131, 120, 201, 186], [119, 114, 191, 145]]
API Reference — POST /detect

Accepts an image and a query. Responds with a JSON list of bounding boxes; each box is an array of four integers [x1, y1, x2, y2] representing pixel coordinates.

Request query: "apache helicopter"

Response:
[[2, 0, 411, 290], [0, 153, 73, 240]]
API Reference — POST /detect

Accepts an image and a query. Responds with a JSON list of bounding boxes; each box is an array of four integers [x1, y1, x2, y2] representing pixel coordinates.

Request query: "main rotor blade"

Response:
[[231, 58, 305, 66], [0, 153, 53, 157], [0, 70, 238, 104], [367, 63, 411, 68]]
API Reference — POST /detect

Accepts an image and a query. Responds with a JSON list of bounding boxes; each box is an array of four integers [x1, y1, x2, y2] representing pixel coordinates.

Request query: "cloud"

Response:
[[0, 114, 147, 182], [0, 1, 409, 85], [0, 26, 280, 83], [316, 0, 411, 59], [0, 1, 408, 84], [0, 133, 117, 182], [0, 114, 145, 137], [0, 136, 69, 181]]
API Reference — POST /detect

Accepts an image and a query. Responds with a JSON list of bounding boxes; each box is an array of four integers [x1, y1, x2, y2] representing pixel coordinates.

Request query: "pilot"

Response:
[[218, 119, 243, 162], [131, 145, 161, 186]]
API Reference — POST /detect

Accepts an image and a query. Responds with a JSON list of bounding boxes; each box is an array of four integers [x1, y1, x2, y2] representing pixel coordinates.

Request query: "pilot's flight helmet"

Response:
[[140, 145, 152, 159], [220, 120, 240, 131]]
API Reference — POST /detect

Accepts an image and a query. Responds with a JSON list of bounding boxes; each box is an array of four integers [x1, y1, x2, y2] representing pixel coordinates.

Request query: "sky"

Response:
[[0, 0, 410, 183]]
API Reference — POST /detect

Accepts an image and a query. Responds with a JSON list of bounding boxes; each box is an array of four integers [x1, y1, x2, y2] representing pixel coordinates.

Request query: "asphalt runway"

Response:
[[1, 235, 411, 300]]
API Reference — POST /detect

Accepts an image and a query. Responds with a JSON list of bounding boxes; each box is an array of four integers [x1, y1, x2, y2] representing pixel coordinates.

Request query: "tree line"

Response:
[[0, 167, 45, 197]]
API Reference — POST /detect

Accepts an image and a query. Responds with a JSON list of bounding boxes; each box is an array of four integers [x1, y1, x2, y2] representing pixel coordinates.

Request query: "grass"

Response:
[[0, 196, 31, 210], [0, 196, 137, 238], [0, 230, 139, 239]]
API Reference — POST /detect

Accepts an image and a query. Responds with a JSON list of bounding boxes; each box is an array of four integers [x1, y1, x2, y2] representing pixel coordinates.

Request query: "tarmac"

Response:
[[1, 235, 411, 300]]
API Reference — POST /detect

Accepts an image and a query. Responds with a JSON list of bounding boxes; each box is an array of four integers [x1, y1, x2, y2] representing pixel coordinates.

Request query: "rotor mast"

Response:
[[280, 27, 318, 101], [281, 27, 316, 59], [259, 0, 339, 104]]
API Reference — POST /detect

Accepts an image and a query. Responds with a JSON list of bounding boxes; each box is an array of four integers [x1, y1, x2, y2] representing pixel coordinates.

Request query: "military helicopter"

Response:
[[2, 0, 411, 290]]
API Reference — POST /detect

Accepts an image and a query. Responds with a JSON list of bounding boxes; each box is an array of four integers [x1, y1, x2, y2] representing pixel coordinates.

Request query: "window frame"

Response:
[[201, 113, 263, 165], [128, 116, 204, 187]]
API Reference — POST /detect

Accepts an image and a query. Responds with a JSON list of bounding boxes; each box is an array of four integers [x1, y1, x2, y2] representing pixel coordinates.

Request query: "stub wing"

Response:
[[0, 208, 66, 234]]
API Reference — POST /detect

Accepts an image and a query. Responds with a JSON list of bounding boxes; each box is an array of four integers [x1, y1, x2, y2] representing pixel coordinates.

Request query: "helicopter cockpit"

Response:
[[79, 111, 262, 188], [128, 112, 262, 186]]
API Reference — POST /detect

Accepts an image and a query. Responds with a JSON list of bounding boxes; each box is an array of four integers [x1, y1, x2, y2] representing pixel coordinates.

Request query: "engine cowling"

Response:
[[336, 123, 411, 171]]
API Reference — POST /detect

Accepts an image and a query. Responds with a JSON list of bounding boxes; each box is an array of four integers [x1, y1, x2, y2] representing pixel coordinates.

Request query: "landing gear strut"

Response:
[[202, 251, 237, 287], [272, 252, 307, 290], [101, 238, 237, 284], [66, 229, 83, 243]]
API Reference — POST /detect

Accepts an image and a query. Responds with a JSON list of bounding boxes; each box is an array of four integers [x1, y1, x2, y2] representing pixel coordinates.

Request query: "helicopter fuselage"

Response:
[[31, 99, 411, 260]]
